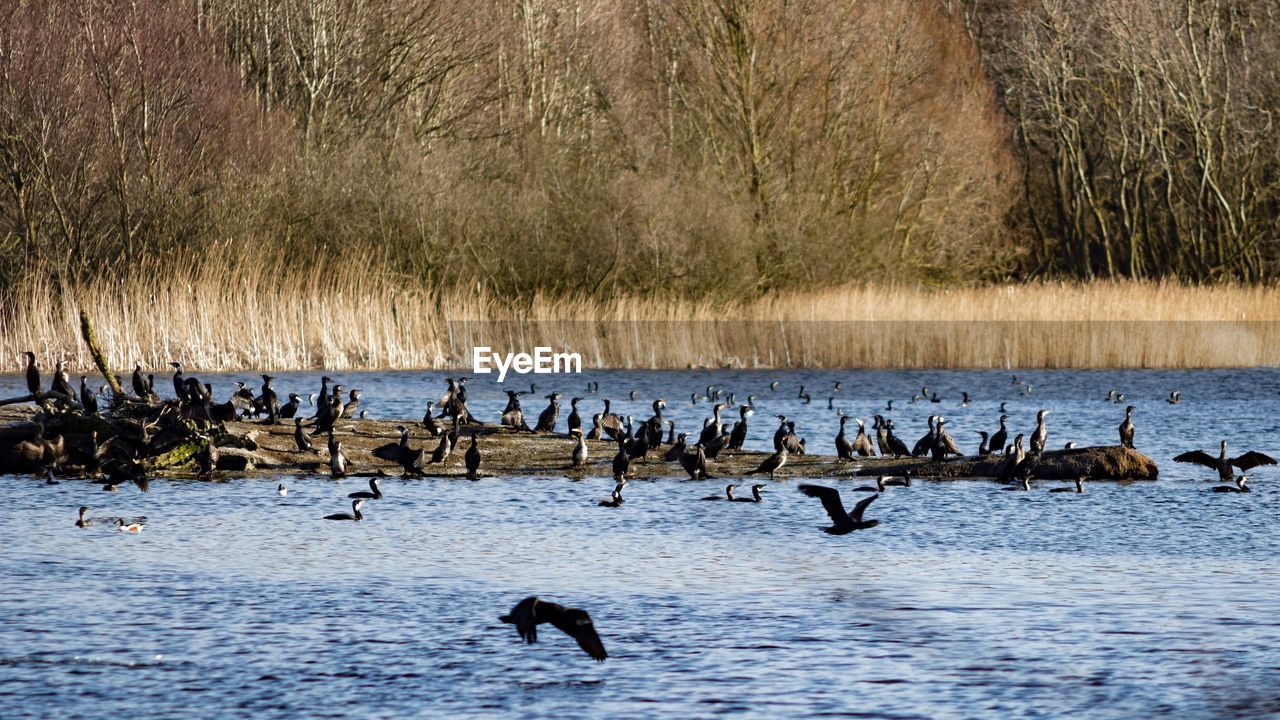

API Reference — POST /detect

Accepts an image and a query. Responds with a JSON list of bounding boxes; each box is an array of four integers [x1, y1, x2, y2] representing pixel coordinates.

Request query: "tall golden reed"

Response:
[[1, 274, 1277, 371]]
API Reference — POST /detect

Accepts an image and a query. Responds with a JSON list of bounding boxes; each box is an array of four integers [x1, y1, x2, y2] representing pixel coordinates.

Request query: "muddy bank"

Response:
[[0, 404, 1160, 482]]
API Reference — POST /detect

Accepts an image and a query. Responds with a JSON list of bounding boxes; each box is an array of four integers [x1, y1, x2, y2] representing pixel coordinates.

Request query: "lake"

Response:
[[0, 368, 1278, 718]]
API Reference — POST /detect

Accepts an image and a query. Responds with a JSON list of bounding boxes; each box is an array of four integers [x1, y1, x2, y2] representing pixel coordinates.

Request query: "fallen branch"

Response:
[[80, 311, 123, 398]]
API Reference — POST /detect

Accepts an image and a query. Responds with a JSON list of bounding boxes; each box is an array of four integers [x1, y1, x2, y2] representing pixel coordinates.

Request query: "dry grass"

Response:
[[2, 276, 1277, 372]]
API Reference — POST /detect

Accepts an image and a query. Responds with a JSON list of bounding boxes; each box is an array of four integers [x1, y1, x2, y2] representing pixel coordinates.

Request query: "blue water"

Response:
[[1, 369, 1279, 718]]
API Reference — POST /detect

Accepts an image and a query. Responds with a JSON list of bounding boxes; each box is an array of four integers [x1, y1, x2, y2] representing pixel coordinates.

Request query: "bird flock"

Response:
[[10, 355, 1278, 661]]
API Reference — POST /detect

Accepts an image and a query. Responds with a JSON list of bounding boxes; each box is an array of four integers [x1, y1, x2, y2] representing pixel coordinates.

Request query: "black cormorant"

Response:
[[797, 485, 879, 534], [571, 428, 588, 467], [79, 376, 98, 416], [1211, 476, 1250, 493], [567, 397, 583, 435], [23, 351, 40, 395], [1175, 441, 1276, 481], [1029, 409, 1049, 454], [1118, 405, 1135, 448], [465, 434, 481, 479], [746, 447, 788, 479], [324, 499, 365, 521], [499, 596, 607, 661], [989, 415, 1009, 458], [349, 478, 383, 500], [1049, 476, 1085, 493], [701, 484, 735, 500], [294, 418, 316, 453]]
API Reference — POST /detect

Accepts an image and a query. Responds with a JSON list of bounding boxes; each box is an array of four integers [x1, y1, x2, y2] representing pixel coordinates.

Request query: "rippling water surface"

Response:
[[1, 369, 1279, 718]]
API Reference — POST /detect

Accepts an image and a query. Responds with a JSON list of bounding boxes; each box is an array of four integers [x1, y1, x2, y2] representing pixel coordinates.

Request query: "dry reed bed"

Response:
[[1, 278, 1277, 371]]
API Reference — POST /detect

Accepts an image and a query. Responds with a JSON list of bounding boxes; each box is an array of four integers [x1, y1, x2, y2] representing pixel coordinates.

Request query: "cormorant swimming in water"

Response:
[[746, 447, 788, 479], [349, 478, 383, 500], [883, 471, 912, 487], [701, 484, 736, 501], [324, 499, 365, 521], [1049, 477, 1085, 493], [598, 482, 625, 507], [852, 476, 887, 493], [1175, 440, 1276, 481], [499, 596, 607, 661], [732, 484, 765, 503], [797, 485, 879, 534], [465, 434, 481, 479], [1003, 476, 1032, 491], [76, 506, 91, 527], [1118, 405, 1135, 448], [1211, 476, 1250, 493]]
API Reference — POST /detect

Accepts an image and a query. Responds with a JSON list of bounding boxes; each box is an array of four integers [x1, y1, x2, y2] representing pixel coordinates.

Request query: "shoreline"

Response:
[[0, 405, 1159, 482], [3, 282, 1278, 372]]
